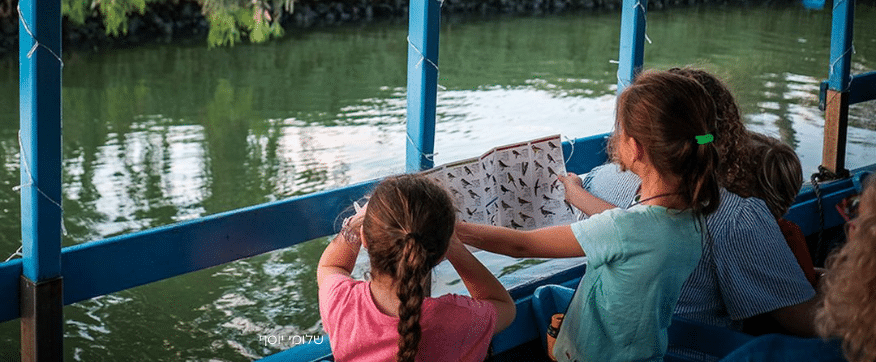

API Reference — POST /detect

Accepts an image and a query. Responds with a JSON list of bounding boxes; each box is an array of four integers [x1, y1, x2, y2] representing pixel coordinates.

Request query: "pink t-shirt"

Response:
[[318, 274, 497, 362]]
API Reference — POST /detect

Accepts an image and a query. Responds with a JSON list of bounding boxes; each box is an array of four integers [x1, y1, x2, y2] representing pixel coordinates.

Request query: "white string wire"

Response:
[[406, 132, 437, 162], [14, 130, 69, 237], [407, 36, 447, 91], [828, 44, 856, 79], [563, 135, 576, 165], [617, 73, 630, 89], [17, 4, 64, 67], [4, 246, 22, 263], [633, 1, 652, 45]]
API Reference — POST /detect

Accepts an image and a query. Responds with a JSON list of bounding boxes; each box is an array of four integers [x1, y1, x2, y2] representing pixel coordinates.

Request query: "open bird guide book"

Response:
[[421, 135, 581, 230]]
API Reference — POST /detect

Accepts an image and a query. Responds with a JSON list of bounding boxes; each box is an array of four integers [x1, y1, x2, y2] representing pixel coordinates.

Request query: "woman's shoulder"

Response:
[[715, 188, 774, 217], [707, 188, 778, 235]]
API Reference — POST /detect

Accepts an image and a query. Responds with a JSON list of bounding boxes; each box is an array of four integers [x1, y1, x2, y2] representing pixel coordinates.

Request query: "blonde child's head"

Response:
[[816, 174, 876, 362], [361, 174, 455, 362], [746, 132, 803, 219]]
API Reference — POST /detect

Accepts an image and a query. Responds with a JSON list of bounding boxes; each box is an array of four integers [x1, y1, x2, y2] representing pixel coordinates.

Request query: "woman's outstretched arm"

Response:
[[557, 173, 618, 216], [455, 222, 585, 259]]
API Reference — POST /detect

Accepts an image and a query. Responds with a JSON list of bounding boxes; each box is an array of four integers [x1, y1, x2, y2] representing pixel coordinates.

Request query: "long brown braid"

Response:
[[362, 174, 455, 362]]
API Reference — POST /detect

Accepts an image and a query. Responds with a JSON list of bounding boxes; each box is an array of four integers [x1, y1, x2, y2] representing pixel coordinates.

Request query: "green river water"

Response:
[[0, 3, 875, 361]]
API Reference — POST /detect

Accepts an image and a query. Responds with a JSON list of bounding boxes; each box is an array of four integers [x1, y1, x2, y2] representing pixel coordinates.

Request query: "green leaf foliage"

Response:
[[100, 0, 152, 36], [60, 0, 295, 46], [62, 0, 92, 25]]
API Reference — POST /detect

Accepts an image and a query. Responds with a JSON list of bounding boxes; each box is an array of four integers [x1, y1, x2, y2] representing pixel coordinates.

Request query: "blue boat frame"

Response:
[[5, 0, 876, 360]]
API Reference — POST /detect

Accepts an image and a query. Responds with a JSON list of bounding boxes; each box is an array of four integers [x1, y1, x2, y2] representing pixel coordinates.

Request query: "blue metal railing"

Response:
[[819, 71, 876, 110]]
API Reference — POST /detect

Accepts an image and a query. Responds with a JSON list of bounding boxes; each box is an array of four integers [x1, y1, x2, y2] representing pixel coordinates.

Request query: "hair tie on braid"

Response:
[[406, 232, 422, 241], [696, 133, 715, 145]]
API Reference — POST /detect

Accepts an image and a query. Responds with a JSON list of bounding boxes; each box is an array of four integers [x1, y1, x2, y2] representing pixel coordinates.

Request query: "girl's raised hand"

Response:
[[340, 201, 367, 245], [348, 201, 368, 225], [317, 201, 368, 285], [557, 173, 583, 201]]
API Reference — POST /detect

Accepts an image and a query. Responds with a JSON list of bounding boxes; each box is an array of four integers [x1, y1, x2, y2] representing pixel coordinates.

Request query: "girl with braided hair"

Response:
[[317, 174, 516, 362]]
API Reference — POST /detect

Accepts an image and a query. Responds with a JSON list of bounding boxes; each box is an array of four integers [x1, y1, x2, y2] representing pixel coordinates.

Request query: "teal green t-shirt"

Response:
[[552, 205, 703, 362]]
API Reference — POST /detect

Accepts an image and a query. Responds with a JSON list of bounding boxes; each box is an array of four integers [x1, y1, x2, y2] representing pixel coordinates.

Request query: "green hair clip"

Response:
[[695, 133, 714, 145]]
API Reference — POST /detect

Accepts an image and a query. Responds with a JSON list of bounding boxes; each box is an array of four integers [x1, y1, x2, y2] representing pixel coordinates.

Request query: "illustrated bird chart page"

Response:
[[421, 135, 580, 230]]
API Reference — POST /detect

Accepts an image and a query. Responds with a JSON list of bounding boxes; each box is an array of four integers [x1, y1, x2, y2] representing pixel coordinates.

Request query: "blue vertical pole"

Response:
[[405, 0, 441, 172], [19, 0, 64, 359], [617, 0, 647, 94], [828, 0, 854, 92], [821, 0, 855, 176]]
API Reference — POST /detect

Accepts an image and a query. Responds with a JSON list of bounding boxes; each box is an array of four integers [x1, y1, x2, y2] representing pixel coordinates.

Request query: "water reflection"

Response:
[[0, 3, 875, 361]]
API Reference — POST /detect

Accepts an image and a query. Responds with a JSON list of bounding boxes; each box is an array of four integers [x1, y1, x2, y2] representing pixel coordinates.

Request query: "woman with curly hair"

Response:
[[816, 174, 876, 361], [562, 67, 818, 336]]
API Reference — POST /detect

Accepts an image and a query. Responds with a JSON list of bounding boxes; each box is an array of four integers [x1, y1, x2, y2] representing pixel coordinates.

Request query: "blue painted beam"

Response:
[[0, 180, 377, 323], [60, 179, 378, 307], [405, 0, 441, 172], [820, 0, 856, 176], [617, 0, 647, 94], [828, 0, 855, 92], [819, 71, 876, 110], [786, 164, 876, 235], [19, 0, 63, 283], [0, 260, 22, 322], [787, 174, 859, 237], [18, 1, 65, 359]]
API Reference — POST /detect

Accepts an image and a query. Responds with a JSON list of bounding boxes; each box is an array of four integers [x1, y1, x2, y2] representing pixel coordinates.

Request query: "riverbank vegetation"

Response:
[[0, 0, 867, 59], [6, 0, 395, 58]]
